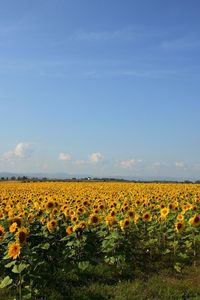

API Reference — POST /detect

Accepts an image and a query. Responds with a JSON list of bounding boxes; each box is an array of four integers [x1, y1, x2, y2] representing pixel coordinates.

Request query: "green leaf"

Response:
[[166, 228, 174, 233], [169, 240, 179, 248], [0, 276, 13, 289], [33, 261, 45, 271], [60, 236, 68, 241], [3, 254, 11, 260], [2, 232, 11, 239], [178, 252, 188, 259], [41, 242, 50, 250], [67, 241, 74, 247], [146, 238, 158, 246], [110, 231, 120, 239], [12, 263, 29, 274], [23, 286, 32, 299], [78, 261, 90, 271], [185, 241, 192, 249], [174, 263, 182, 273], [5, 261, 16, 268], [162, 249, 171, 255], [194, 235, 200, 242], [23, 293, 32, 299]]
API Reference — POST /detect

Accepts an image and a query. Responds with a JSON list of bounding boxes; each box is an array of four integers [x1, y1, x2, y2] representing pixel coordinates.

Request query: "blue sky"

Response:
[[0, 0, 200, 178]]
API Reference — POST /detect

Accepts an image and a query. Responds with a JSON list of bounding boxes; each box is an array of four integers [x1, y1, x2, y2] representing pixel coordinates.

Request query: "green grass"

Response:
[[66, 265, 200, 300], [1, 264, 200, 300]]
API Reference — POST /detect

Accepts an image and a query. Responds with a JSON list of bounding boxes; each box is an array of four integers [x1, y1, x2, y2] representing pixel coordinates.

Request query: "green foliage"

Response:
[[0, 276, 13, 289]]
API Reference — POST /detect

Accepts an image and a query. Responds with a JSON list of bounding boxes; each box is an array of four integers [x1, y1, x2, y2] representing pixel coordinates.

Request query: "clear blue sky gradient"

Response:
[[0, 0, 200, 178]]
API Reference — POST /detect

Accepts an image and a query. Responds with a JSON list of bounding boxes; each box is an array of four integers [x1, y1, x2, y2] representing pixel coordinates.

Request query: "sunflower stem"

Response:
[[19, 272, 22, 300], [193, 230, 196, 268]]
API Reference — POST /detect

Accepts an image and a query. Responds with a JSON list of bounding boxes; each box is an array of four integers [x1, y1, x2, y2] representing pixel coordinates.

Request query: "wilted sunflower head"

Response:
[[88, 214, 99, 225], [16, 227, 28, 244], [46, 201, 54, 211]]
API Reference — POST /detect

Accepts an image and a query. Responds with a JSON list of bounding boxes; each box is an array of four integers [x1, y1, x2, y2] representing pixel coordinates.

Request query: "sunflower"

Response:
[[16, 227, 28, 244], [134, 214, 140, 224], [185, 203, 192, 211], [142, 211, 152, 222], [66, 225, 73, 235], [177, 214, 184, 221], [8, 242, 21, 260], [77, 207, 84, 215], [9, 217, 22, 227], [47, 219, 57, 232], [51, 208, 58, 217], [27, 213, 35, 223], [0, 211, 4, 219], [127, 209, 135, 219], [40, 216, 46, 225], [106, 215, 118, 227], [119, 218, 130, 231], [160, 207, 170, 219], [110, 210, 115, 217], [189, 214, 200, 226], [36, 209, 44, 217], [71, 215, 78, 223], [192, 205, 197, 211], [175, 221, 184, 234], [0, 225, 5, 241], [98, 204, 105, 210], [9, 222, 18, 233], [73, 221, 87, 232]]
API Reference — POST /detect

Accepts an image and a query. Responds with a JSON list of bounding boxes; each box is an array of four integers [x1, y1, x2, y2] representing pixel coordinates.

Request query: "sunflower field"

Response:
[[0, 181, 200, 299]]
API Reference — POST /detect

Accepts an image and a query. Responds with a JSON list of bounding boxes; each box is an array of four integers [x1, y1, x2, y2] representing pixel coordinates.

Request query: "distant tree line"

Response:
[[0, 176, 200, 184]]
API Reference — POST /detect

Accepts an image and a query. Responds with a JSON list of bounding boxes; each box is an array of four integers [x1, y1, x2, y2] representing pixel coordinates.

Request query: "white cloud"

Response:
[[58, 153, 72, 161], [175, 161, 185, 168], [89, 152, 104, 163], [3, 143, 33, 160], [119, 159, 142, 169]]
